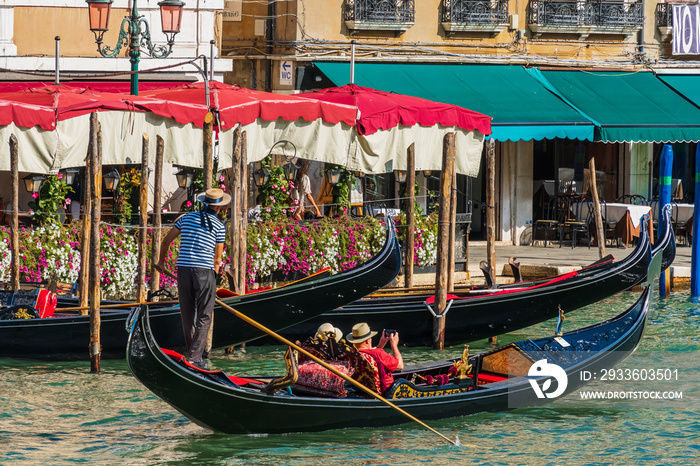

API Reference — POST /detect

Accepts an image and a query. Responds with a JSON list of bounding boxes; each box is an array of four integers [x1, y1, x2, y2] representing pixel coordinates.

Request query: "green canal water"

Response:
[[0, 288, 698, 465]]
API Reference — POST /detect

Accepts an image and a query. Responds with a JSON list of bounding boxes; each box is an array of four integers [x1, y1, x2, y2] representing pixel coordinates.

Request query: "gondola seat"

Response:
[[293, 360, 354, 398]]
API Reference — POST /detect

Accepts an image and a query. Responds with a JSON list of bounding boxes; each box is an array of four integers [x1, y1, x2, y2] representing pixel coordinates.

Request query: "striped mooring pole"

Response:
[[691, 145, 700, 297], [658, 145, 673, 298]]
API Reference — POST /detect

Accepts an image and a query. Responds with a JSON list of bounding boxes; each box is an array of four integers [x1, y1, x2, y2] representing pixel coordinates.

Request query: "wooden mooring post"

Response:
[[432, 132, 456, 350], [203, 112, 214, 190], [448, 164, 457, 292], [88, 113, 102, 372], [237, 131, 248, 294], [229, 127, 242, 293], [136, 134, 149, 304], [404, 143, 416, 288], [9, 135, 20, 291], [150, 136, 164, 297], [589, 158, 605, 259]]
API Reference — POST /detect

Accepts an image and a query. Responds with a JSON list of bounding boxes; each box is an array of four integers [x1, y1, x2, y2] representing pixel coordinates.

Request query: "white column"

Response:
[[0, 6, 18, 56]]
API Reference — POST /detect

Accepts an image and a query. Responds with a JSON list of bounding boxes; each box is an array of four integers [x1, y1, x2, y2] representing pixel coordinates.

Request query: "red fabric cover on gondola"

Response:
[[295, 360, 354, 397], [301, 84, 492, 136], [34, 289, 57, 318], [159, 347, 262, 385], [475, 372, 508, 384], [140, 81, 358, 130]]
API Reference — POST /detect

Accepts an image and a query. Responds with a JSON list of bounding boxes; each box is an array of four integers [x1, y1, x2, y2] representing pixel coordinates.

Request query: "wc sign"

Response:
[[673, 5, 700, 55], [280, 61, 293, 86]]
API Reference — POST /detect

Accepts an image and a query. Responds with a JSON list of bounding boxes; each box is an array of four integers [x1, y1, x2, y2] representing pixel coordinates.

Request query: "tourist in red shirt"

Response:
[[347, 322, 404, 393]]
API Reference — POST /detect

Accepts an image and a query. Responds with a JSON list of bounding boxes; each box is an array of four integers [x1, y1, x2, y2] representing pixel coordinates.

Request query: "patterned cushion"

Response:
[[295, 360, 354, 397], [352, 352, 381, 394]]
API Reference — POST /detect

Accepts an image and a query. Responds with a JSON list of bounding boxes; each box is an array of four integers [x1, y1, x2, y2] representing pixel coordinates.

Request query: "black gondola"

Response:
[[127, 287, 651, 434], [275, 210, 668, 347], [0, 219, 401, 360]]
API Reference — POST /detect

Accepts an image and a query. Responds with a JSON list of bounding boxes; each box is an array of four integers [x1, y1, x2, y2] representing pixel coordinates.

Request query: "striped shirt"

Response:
[[174, 211, 226, 269]]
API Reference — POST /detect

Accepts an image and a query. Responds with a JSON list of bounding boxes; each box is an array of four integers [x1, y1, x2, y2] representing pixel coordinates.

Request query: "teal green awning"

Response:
[[526, 69, 700, 143], [656, 74, 700, 109], [313, 62, 595, 142]]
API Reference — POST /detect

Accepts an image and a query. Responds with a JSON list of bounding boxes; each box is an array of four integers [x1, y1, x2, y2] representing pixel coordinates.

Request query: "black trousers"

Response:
[[177, 267, 215, 363]]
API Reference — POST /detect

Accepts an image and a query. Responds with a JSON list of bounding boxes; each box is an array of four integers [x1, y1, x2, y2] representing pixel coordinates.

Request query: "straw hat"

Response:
[[196, 188, 231, 207], [346, 322, 377, 344], [316, 323, 342, 343]]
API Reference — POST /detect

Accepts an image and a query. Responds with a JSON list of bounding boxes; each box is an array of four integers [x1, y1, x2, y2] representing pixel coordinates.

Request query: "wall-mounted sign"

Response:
[[280, 61, 293, 86], [222, 0, 242, 22], [673, 5, 700, 55]]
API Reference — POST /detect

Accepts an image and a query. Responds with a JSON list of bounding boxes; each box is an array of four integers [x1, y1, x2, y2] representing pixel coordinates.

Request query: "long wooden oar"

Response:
[[214, 298, 459, 447], [58, 299, 178, 313]]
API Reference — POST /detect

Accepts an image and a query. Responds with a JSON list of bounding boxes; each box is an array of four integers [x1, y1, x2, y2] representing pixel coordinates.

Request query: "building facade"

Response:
[[0, 0, 231, 87]]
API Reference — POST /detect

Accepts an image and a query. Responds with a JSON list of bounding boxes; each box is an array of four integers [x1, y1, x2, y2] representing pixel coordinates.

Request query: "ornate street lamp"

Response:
[[265, 140, 298, 183], [175, 169, 193, 189], [253, 166, 271, 188], [23, 174, 45, 194], [326, 167, 344, 186], [282, 157, 299, 184], [103, 168, 121, 193], [394, 169, 407, 184], [61, 168, 80, 186], [85, 0, 185, 96]]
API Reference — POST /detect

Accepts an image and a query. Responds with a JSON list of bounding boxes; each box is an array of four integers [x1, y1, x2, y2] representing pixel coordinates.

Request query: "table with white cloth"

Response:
[[674, 203, 694, 243], [605, 203, 653, 246], [674, 203, 694, 223], [581, 203, 653, 247]]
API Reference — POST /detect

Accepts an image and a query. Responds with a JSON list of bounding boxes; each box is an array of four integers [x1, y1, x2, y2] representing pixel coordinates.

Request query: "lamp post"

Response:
[[23, 174, 45, 194], [326, 167, 344, 186], [394, 169, 407, 184], [61, 168, 81, 186], [103, 168, 121, 193], [282, 157, 299, 184], [253, 166, 270, 188], [175, 168, 194, 206], [86, 0, 185, 95]]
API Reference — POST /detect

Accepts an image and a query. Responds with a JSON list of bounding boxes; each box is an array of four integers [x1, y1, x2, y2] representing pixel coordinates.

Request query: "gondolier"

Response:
[[155, 188, 230, 369]]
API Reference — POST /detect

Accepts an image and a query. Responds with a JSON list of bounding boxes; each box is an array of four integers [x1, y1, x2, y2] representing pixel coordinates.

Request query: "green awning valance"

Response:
[[527, 69, 700, 143], [313, 62, 595, 142]]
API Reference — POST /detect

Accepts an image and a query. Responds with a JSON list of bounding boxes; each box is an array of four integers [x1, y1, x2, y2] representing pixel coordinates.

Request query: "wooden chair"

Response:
[[532, 196, 562, 247], [561, 195, 592, 249], [616, 194, 648, 206], [600, 200, 619, 247]]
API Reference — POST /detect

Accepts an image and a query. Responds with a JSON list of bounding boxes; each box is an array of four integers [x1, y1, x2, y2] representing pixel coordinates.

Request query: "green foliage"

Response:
[[27, 174, 74, 226], [323, 164, 357, 216], [114, 168, 142, 225], [258, 158, 293, 221]]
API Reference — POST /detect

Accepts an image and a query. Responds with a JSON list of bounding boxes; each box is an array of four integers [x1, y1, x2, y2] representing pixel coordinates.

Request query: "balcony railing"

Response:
[[343, 0, 415, 34], [656, 3, 674, 41], [527, 0, 644, 40], [441, 0, 510, 36]]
